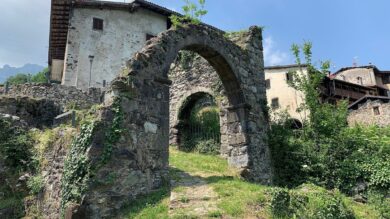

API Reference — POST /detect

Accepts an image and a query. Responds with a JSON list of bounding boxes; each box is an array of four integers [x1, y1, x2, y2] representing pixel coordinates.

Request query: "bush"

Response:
[[0, 118, 33, 170], [27, 175, 44, 195], [194, 139, 219, 155], [270, 188, 291, 217], [314, 193, 355, 219], [270, 186, 355, 219]]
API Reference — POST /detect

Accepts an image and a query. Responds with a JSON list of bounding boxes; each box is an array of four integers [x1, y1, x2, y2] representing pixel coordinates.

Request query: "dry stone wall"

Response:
[[2, 83, 103, 111]]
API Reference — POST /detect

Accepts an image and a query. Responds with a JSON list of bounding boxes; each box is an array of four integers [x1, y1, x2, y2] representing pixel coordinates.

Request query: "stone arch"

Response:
[[83, 25, 272, 216], [172, 90, 221, 151], [110, 24, 271, 179], [172, 87, 216, 130]]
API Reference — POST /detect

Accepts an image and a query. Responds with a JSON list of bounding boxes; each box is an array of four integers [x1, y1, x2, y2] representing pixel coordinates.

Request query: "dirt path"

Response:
[[169, 170, 220, 218]]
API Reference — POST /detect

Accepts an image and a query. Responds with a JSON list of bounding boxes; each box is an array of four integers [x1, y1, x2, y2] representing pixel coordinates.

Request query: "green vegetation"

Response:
[[180, 105, 221, 155], [5, 67, 48, 85], [170, 0, 207, 28], [269, 42, 390, 217], [0, 118, 33, 170], [120, 187, 170, 219], [121, 147, 381, 218], [60, 121, 98, 215], [60, 97, 124, 216]]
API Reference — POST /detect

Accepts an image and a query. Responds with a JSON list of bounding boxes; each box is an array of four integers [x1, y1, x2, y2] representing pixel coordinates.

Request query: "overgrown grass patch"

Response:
[[169, 147, 237, 177]]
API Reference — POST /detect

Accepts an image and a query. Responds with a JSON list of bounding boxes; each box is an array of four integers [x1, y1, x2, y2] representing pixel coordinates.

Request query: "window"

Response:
[[93, 18, 104, 30], [373, 106, 380, 115], [383, 75, 390, 84], [271, 98, 279, 109], [357, 77, 363, 85], [146, 34, 156, 41], [286, 72, 293, 82], [265, 79, 271, 89]]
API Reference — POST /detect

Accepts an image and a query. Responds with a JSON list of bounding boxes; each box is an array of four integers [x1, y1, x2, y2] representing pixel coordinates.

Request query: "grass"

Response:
[[119, 187, 170, 219], [119, 147, 382, 219]]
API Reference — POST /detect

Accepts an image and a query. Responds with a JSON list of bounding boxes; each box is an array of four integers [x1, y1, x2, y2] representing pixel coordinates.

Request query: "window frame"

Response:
[[286, 72, 293, 82], [271, 98, 280, 109], [265, 79, 271, 89], [93, 18, 104, 31], [373, 106, 380, 115]]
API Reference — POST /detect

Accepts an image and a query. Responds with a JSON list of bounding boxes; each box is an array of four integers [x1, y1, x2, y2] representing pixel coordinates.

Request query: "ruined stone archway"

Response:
[[172, 90, 221, 153], [112, 24, 270, 175], [70, 25, 272, 217]]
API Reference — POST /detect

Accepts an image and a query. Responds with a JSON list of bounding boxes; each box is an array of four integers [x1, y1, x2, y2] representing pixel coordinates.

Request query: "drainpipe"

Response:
[[88, 55, 95, 88]]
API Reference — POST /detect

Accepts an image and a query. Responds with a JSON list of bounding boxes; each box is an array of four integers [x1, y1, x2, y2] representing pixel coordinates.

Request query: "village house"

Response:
[[49, 0, 178, 88], [264, 64, 390, 124], [348, 95, 390, 127], [332, 65, 390, 97]]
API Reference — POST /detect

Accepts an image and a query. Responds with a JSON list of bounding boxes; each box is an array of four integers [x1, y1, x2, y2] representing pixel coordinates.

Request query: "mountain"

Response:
[[0, 64, 45, 83]]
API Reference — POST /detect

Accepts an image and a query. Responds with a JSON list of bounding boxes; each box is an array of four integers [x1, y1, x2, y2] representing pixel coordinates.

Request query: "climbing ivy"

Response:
[[60, 120, 97, 216], [99, 97, 124, 166], [60, 97, 124, 216]]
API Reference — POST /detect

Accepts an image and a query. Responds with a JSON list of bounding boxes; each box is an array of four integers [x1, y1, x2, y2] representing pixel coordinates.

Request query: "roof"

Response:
[[48, 0, 221, 66], [348, 95, 390, 110], [331, 65, 390, 77], [264, 64, 308, 70], [72, 0, 180, 17]]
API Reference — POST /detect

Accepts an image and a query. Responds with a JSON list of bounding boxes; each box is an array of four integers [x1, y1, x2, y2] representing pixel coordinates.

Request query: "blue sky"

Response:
[[151, 0, 390, 71], [0, 0, 389, 72]]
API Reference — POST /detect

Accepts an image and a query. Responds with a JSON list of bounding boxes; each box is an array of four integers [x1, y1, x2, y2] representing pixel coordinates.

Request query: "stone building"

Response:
[[49, 0, 179, 89], [348, 95, 390, 127], [332, 65, 390, 97]]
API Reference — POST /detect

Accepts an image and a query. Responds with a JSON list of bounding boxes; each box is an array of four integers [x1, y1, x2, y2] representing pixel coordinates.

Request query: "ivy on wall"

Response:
[[60, 97, 124, 217], [60, 120, 97, 216]]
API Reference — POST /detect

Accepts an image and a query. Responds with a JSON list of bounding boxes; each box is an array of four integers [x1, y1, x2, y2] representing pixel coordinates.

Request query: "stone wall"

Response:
[[0, 96, 60, 128], [2, 83, 103, 111], [348, 100, 390, 127], [168, 53, 230, 156]]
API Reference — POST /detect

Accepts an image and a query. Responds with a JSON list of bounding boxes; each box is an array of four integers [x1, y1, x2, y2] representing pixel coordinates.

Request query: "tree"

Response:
[[31, 67, 49, 83], [170, 0, 208, 28], [287, 42, 348, 139], [5, 67, 48, 85]]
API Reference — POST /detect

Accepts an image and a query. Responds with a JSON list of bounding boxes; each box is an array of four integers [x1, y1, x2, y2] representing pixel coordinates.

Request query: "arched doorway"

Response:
[[174, 91, 221, 154]]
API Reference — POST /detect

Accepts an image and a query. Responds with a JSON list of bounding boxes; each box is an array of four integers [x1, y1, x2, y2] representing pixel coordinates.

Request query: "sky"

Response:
[[0, 0, 389, 72]]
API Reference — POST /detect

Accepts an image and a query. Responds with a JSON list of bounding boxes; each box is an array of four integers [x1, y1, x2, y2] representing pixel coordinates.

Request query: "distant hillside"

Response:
[[0, 64, 45, 83]]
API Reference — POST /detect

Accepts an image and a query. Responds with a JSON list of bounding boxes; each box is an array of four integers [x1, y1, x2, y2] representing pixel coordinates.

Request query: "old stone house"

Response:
[[263, 64, 388, 124], [348, 95, 390, 127], [49, 0, 180, 89], [332, 65, 390, 97]]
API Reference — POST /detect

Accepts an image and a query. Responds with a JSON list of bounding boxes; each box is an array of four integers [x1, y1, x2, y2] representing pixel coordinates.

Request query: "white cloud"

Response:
[[263, 36, 290, 66]]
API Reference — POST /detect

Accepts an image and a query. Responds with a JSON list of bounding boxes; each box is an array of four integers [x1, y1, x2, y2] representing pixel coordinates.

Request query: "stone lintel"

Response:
[[154, 77, 172, 85]]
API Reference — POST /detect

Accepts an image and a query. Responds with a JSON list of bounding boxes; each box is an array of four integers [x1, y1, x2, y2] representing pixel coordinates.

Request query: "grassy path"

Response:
[[119, 147, 380, 219]]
